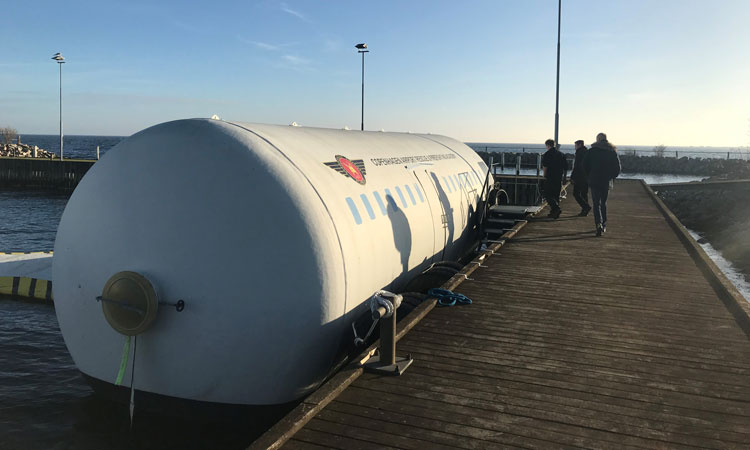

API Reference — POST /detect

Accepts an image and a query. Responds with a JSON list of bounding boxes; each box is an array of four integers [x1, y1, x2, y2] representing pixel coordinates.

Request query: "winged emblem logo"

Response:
[[324, 155, 367, 185]]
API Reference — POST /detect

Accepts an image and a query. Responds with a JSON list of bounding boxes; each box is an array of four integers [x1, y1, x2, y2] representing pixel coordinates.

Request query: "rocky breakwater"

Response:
[[619, 154, 750, 178], [658, 182, 750, 284], [0, 143, 57, 158]]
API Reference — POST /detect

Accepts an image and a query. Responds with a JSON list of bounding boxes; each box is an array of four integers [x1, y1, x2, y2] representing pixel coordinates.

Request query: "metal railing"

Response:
[[487, 152, 574, 177], [487, 153, 575, 205]]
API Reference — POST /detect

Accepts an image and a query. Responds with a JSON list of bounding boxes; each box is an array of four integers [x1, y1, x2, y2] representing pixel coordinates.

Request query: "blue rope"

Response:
[[428, 288, 473, 307]]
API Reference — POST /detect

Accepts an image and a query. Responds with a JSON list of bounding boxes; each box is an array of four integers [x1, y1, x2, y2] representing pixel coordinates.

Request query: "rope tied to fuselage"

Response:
[[353, 290, 403, 347], [370, 290, 402, 319], [114, 335, 131, 386]]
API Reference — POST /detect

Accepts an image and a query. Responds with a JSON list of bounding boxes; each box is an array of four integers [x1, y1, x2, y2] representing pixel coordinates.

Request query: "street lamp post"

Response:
[[554, 0, 561, 148], [355, 43, 369, 131], [52, 52, 65, 160]]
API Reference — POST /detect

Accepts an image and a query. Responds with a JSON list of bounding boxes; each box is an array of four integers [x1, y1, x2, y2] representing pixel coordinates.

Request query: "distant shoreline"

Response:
[[15, 135, 748, 152]]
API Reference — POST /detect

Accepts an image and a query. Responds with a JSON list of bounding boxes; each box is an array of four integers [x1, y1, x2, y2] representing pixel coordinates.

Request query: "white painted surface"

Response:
[[53, 119, 489, 405]]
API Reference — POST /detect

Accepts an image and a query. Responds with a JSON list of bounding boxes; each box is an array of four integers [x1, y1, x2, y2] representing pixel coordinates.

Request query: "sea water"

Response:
[[13, 135, 124, 160]]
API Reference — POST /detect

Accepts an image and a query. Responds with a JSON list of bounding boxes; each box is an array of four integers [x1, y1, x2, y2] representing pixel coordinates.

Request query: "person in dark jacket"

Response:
[[541, 138, 567, 219], [570, 140, 591, 216], [582, 132, 621, 236]]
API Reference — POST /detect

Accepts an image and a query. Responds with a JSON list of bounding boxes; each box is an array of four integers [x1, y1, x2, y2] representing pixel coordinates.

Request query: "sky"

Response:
[[1, 0, 749, 147]]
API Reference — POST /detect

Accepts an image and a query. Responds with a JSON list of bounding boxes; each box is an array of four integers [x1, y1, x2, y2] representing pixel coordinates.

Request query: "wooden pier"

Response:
[[252, 179, 750, 450]]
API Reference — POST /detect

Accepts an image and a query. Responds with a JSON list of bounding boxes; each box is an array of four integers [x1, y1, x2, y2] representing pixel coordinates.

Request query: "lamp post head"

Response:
[[355, 43, 369, 53], [52, 53, 66, 63]]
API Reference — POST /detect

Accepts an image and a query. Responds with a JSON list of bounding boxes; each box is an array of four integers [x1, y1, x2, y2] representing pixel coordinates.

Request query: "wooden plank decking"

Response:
[[265, 179, 750, 449]]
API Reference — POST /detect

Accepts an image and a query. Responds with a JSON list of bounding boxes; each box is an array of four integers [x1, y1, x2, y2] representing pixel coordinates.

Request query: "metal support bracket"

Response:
[[362, 291, 413, 376], [97, 296, 185, 313], [159, 299, 185, 312], [363, 353, 413, 376]]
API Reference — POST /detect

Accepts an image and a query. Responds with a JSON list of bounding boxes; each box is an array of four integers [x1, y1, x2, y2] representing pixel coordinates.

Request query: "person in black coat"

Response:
[[582, 133, 621, 236], [541, 139, 567, 219], [570, 140, 591, 216]]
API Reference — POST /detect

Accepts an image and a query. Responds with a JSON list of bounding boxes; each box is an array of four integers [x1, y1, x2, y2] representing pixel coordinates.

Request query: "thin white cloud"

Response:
[[280, 2, 311, 23], [282, 54, 310, 66], [235, 34, 314, 71], [236, 35, 299, 52], [254, 41, 282, 51], [269, 54, 316, 73]]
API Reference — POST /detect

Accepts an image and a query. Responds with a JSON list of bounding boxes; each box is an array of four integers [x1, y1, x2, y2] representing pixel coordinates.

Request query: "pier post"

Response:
[[380, 307, 396, 365], [363, 292, 412, 376], [516, 153, 521, 176], [536, 153, 541, 177], [515, 154, 520, 204], [97, 146, 100, 160]]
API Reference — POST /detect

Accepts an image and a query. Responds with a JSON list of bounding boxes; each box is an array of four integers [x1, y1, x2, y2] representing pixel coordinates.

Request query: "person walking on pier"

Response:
[[582, 133, 621, 236], [570, 140, 591, 216], [542, 139, 567, 219]]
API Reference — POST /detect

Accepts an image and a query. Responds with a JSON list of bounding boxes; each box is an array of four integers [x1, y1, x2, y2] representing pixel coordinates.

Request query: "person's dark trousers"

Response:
[[544, 179, 562, 214], [590, 186, 609, 226], [573, 181, 590, 211]]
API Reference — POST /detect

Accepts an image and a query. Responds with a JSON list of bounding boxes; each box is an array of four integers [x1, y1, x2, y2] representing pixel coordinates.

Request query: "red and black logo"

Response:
[[324, 155, 367, 185]]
